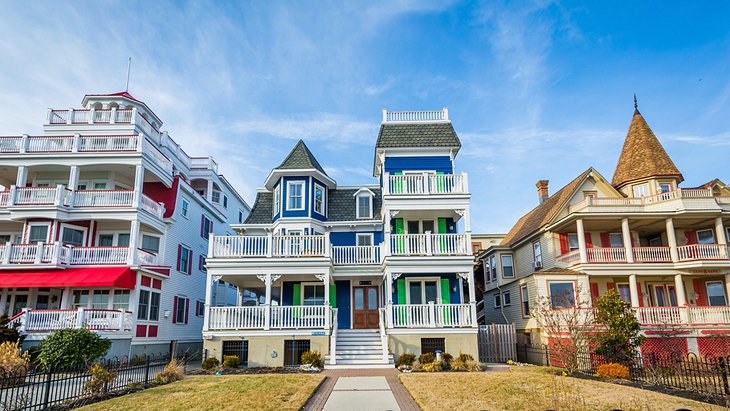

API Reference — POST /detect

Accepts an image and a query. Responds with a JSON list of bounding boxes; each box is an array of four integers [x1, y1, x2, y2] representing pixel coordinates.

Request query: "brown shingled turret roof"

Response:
[[611, 108, 683, 188]]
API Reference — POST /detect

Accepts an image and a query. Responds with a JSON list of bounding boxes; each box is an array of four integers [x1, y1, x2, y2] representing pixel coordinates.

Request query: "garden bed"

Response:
[[188, 366, 318, 375]]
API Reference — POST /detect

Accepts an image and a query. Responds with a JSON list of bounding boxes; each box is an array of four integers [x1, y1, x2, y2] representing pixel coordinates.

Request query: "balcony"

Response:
[[557, 245, 730, 266], [0, 186, 165, 219], [387, 302, 476, 328], [206, 305, 331, 331], [10, 308, 133, 334], [548, 306, 730, 327], [383, 172, 469, 196], [211, 234, 329, 258], [389, 233, 470, 256], [568, 188, 725, 213], [331, 245, 381, 265], [0, 243, 159, 267]]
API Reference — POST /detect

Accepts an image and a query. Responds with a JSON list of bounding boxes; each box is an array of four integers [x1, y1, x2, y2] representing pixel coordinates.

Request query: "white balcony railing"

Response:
[[79, 135, 139, 151], [331, 245, 382, 265], [388, 302, 475, 328], [65, 246, 129, 265], [384, 172, 468, 195], [206, 305, 330, 330], [678, 244, 727, 261], [556, 249, 581, 266], [0, 243, 156, 267], [0, 191, 8, 207], [27, 136, 74, 152], [14, 186, 58, 205], [586, 247, 627, 263], [272, 235, 327, 257], [389, 233, 469, 256], [548, 306, 730, 327], [140, 194, 166, 218], [15, 308, 133, 333], [72, 190, 134, 207], [633, 246, 672, 262], [207, 306, 266, 330], [570, 188, 719, 213], [383, 109, 448, 122]]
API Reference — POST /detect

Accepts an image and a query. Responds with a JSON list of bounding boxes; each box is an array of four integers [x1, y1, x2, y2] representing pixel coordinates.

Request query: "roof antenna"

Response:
[[125, 57, 132, 92], [633, 93, 638, 109]]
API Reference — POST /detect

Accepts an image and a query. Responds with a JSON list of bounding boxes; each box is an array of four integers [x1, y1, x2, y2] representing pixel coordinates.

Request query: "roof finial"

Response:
[[125, 57, 132, 92], [633, 93, 638, 109]]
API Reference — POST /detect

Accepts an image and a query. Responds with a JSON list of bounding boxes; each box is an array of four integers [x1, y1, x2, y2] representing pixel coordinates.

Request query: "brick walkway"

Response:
[[303, 369, 419, 411]]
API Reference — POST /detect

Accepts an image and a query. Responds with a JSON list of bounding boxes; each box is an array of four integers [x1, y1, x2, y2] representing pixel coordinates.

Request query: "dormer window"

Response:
[[314, 183, 325, 215], [356, 194, 372, 219], [287, 181, 304, 210]]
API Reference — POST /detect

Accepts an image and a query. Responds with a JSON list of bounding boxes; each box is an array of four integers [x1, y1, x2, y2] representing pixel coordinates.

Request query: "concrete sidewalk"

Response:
[[323, 377, 400, 411]]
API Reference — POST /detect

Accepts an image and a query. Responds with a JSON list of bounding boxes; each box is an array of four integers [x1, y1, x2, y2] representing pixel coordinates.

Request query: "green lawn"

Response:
[[78, 374, 323, 411], [399, 366, 725, 411]]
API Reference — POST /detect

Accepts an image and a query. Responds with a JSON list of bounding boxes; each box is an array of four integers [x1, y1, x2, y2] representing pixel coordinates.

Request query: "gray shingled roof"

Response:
[[375, 123, 461, 148], [243, 192, 273, 224], [243, 188, 381, 224], [276, 140, 328, 175]]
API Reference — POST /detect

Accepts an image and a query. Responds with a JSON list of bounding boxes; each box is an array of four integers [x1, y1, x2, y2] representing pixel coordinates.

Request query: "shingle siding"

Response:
[[375, 123, 461, 148]]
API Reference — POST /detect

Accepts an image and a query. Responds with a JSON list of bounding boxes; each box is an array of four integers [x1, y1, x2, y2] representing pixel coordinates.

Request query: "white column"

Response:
[[628, 274, 640, 308], [323, 271, 331, 330], [716, 218, 727, 259], [16, 166, 28, 187], [206, 179, 214, 202], [61, 288, 73, 309], [463, 206, 471, 233], [264, 273, 272, 331], [576, 218, 588, 263], [467, 270, 478, 327], [725, 274, 730, 309], [0, 292, 7, 316], [674, 274, 687, 306], [622, 218, 634, 263], [127, 220, 140, 265], [133, 165, 144, 208], [203, 272, 213, 331], [68, 166, 80, 191], [666, 218, 679, 262], [385, 270, 393, 328]]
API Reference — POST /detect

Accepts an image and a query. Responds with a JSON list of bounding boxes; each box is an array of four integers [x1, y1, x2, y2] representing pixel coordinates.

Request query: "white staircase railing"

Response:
[[378, 308, 389, 362], [330, 308, 338, 365]]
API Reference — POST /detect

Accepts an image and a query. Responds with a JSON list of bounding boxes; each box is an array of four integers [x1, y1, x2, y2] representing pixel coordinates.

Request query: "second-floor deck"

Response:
[[568, 188, 730, 213], [547, 305, 730, 328], [0, 243, 159, 268], [557, 244, 730, 266], [382, 172, 469, 196]]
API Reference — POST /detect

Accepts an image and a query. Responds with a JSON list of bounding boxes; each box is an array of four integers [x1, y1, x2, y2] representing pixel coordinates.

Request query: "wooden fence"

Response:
[[477, 323, 516, 363]]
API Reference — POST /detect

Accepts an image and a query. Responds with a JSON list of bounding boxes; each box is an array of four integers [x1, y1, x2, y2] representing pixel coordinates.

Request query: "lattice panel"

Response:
[[697, 337, 730, 359], [641, 337, 688, 358]]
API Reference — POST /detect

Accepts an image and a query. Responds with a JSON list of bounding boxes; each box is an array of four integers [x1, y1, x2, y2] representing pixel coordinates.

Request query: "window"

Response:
[[472, 242, 481, 254], [287, 181, 304, 210], [178, 245, 192, 274], [302, 284, 325, 306], [199, 255, 207, 272], [174, 296, 188, 324], [238, 210, 243, 224], [273, 185, 281, 215], [98, 234, 114, 246], [112, 290, 130, 311], [141, 235, 160, 254], [659, 183, 672, 193], [223, 195, 228, 208], [484, 257, 491, 283], [222, 340, 249, 367], [494, 293, 501, 308], [609, 233, 624, 248], [73, 290, 89, 309], [501, 255, 514, 278], [356, 195, 372, 219], [314, 184, 325, 215], [533, 241, 542, 267], [649, 237, 662, 247], [118, 233, 130, 246], [549, 282, 576, 308], [490, 255, 497, 282], [420, 338, 445, 355], [521, 285, 529, 317], [408, 279, 439, 304], [61, 227, 85, 247], [706, 281, 727, 306], [93, 182, 107, 190], [149, 292, 160, 321], [697, 229, 716, 244], [284, 340, 310, 366], [181, 199, 189, 218], [567, 233, 579, 251], [201, 215, 213, 240], [28, 225, 49, 244], [617, 284, 631, 303], [211, 190, 221, 204], [356, 233, 373, 247], [502, 291, 511, 306], [137, 290, 149, 320], [583, 191, 597, 200], [196, 300, 205, 317], [632, 183, 649, 198], [91, 290, 109, 309]]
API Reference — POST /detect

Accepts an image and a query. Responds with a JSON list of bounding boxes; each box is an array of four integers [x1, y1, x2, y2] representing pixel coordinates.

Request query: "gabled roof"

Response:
[[611, 109, 683, 188], [276, 140, 327, 176], [500, 169, 594, 247], [375, 123, 461, 149]]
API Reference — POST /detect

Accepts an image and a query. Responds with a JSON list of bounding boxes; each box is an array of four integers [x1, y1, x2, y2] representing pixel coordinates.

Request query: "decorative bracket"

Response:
[[211, 275, 222, 282], [256, 274, 282, 285], [455, 209, 466, 217], [271, 274, 282, 283], [389, 210, 400, 218], [457, 272, 470, 281], [315, 274, 328, 283], [391, 272, 402, 281]]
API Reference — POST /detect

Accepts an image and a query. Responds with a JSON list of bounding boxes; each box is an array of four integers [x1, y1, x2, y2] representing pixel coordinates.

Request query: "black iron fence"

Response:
[[0, 354, 172, 411], [516, 344, 730, 401]]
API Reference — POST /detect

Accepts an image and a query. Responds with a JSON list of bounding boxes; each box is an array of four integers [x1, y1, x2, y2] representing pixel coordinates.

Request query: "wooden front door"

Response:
[[352, 286, 379, 329]]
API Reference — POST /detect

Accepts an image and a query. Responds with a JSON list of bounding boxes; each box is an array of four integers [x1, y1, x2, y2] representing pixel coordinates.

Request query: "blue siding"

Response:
[[445, 218, 456, 234], [282, 281, 295, 305], [384, 156, 452, 174], [329, 231, 384, 246], [281, 176, 309, 218], [311, 177, 327, 222], [336, 280, 351, 329]]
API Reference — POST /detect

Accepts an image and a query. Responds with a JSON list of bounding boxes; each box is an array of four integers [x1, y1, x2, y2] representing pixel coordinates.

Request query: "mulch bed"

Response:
[[187, 366, 319, 375]]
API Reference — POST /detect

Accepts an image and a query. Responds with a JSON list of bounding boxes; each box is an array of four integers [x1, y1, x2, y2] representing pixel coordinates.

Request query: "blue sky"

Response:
[[1, 1, 729, 233]]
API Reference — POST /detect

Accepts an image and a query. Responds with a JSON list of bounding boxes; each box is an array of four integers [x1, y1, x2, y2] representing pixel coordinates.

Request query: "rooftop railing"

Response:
[[382, 108, 449, 122]]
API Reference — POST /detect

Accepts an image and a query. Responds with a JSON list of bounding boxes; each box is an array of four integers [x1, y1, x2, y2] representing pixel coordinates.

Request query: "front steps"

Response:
[[325, 329, 395, 369]]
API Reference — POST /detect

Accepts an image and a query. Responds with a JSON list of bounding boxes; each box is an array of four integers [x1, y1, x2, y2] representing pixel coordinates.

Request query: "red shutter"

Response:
[[590, 283, 599, 303], [177, 245, 182, 271], [188, 250, 193, 274], [184, 299, 189, 324], [559, 234, 568, 254], [636, 282, 644, 307], [172, 296, 178, 323], [584, 233, 593, 248], [600, 232, 610, 247], [694, 279, 707, 306], [684, 231, 697, 245], [607, 282, 616, 291]]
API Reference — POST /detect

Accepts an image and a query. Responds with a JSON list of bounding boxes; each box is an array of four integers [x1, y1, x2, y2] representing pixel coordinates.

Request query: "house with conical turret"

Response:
[[480, 101, 730, 359]]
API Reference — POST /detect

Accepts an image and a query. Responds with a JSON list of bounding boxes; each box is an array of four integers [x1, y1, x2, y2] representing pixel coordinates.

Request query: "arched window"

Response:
[[92, 102, 103, 110], [108, 102, 119, 110]]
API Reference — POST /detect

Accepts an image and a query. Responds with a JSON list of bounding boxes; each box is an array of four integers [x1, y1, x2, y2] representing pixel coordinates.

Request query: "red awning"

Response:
[[0, 267, 136, 289]]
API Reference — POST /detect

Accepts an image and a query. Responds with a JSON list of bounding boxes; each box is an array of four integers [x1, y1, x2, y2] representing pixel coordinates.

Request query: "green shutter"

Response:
[[397, 279, 406, 304], [438, 218, 448, 253], [435, 171, 445, 193], [440, 279, 451, 304], [293, 283, 301, 318], [330, 285, 336, 308], [395, 218, 405, 254], [394, 171, 403, 193]]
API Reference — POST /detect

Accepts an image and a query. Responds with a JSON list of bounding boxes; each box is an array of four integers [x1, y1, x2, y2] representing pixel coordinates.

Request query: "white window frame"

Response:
[[609, 233, 624, 248], [405, 277, 442, 305], [484, 257, 491, 283], [493, 292, 501, 308], [356, 194, 373, 219], [356, 233, 374, 247], [60, 223, 87, 247], [567, 233, 579, 251], [658, 181, 675, 193], [0, 232, 21, 244], [313, 183, 325, 215], [300, 282, 326, 306], [502, 290, 511, 306], [140, 234, 161, 254], [489, 255, 497, 282], [501, 254, 514, 278], [632, 183, 649, 198], [548, 281, 577, 308], [405, 219, 438, 234], [180, 199, 189, 218], [273, 185, 281, 215], [532, 241, 542, 267], [706, 280, 727, 306], [696, 229, 716, 245], [26, 222, 51, 244], [520, 285, 529, 318], [287, 181, 305, 211]]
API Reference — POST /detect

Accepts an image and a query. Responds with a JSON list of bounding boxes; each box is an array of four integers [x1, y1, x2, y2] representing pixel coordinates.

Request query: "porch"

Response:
[[9, 307, 133, 334], [0, 243, 159, 267]]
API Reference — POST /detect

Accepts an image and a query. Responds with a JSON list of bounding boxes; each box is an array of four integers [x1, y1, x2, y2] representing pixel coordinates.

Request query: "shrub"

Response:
[[418, 352, 435, 365], [457, 352, 474, 362], [0, 315, 24, 345], [201, 357, 220, 370], [155, 358, 185, 383], [84, 363, 116, 395], [396, 353, 416, 367], [0, 341, 30, 386], [441, 353, 453, 364], [423, 361, 443, 372], [465, 360, 482, 372], [37, 329, 111, 368], [223, 355, 241, 368], [595, 363, 630, 380], [450, 359, 468, 371], [301, 351, 323, 368]]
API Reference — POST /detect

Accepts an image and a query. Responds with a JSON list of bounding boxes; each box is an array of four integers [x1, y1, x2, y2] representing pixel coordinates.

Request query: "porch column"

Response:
[[203, 271, 213, 331], [716, 217, 727, 259], [674, 274, 687, 306], [666, 218, 679, 262], [467, 270, 478, 327], [16, 166, 28, 187], [68, 165, 80, 191], [127, 220, 140, 265], [206, 180, 214, 203], [264, 273, 272, 331], [61, 287, 73, 309], [323, 272, 331, 330], [628, 274, 640, 308], [133, 165, 144, 208], [725, 274, 730, 307], [0, 292, 7, 316], [385, 270, 393, 327], [622, 218, 634, 263], [576, 218, 588, 263]]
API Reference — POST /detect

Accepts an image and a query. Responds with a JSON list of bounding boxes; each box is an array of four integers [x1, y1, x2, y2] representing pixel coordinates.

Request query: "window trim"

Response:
[[195, 300, 205, 317], [706, 280, 727, 306], [300, 282, 326, 306], [286, 181, 305, 211], [567, 233, 579, 251], [356, 194, 373, 219], [632, 183, 649, 198], [502, 290, 511, 307], [173, 295, 189, 325], [608, 232, 624, 248], [26, 222, 51, 244], [696, 229, 716, 245], [493, 292, 501, 308], [500, 254, 515, 278], [140, 234, 161, 254], [59, 223, 87, 247], [548, 281, 577, 309], [489, 255, 497, 282], [201, 215, 213, 240], [273, 184, 281, 216], [177, 245, 193, 275], [532, 241, 542, 267], [520, 284, 529, 318], [405, 277, 442, 305], [356, 233, 374, 247], [313, 183, 326, 215], [180, 198, 189, 218]]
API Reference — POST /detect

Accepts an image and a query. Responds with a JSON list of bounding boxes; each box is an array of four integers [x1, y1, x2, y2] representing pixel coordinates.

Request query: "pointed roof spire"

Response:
[[633, 93, 638, 109], [611, 104, 683, 188], [275, 139, 328, 176]]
